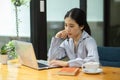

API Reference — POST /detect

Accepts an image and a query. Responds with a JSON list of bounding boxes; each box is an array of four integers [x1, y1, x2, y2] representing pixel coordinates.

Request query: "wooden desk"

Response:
[[0, 60, 120, 80]]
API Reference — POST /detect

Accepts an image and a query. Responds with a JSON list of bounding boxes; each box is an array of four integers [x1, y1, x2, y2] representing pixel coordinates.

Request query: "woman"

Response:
[[47, 8, 99, 67]]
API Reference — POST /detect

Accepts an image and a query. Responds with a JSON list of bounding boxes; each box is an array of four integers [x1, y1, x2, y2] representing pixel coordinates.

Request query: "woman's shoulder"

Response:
[[82, 31, 96, 42], [82, 32, 97, 46], [86, 37, 96, 44], [84, 36, 97, 49]]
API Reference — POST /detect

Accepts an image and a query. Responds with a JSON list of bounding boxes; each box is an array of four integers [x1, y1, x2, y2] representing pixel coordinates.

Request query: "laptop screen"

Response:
[[13, 40, 39, 69]]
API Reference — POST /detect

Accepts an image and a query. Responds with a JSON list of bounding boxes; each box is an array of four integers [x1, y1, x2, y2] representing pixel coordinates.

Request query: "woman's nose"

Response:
[[65, 27, 70, 32]]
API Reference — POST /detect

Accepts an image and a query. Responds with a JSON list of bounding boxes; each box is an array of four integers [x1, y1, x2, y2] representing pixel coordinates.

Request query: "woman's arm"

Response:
[[83, 38, 99, 62], [48, 30, 68, 61], [47, 37, 66, 61]]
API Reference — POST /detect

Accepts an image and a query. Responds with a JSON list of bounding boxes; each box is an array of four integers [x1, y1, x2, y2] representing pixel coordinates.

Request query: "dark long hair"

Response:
[[64, 8, 91, 35]]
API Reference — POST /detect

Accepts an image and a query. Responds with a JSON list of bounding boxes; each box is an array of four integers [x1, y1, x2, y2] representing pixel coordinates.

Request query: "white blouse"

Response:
[[47, 31, 99, 67]]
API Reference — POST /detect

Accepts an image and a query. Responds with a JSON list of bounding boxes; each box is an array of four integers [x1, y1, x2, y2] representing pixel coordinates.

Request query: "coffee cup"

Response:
[[82, 62, 100, 72]]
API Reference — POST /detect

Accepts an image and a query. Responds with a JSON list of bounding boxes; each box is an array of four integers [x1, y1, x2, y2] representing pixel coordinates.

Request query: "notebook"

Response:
[[13, 40, 56, 70]]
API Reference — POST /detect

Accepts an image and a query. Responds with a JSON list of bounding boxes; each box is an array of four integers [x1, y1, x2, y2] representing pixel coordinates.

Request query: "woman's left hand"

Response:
[[49, 60, 68, 67]]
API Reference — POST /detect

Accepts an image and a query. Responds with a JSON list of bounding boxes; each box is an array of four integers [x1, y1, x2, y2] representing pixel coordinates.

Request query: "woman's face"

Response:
[[64, 17, 83, 39]]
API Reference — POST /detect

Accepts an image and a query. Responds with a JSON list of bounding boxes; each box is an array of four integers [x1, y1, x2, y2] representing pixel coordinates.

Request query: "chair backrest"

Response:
[[98, 47, 120, 67]]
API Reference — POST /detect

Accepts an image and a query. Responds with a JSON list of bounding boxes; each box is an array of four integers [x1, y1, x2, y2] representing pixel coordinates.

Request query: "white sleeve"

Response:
[[83, 38, 99, 62], [47, 37, 66, 61]]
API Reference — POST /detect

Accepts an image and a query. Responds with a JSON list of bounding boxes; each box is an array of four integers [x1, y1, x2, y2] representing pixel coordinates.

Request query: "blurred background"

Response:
[[0, 0, 120, 59]]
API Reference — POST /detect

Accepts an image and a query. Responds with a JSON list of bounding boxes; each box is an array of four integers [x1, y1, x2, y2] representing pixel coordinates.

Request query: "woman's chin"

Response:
[[68, 35, 73, 38]]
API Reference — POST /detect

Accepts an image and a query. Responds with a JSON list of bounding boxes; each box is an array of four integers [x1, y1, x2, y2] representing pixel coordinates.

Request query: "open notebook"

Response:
[[13, 40, 56, 70]]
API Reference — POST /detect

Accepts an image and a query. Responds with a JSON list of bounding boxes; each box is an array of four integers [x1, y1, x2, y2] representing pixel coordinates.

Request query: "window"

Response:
[[0, 0, 30, 48]]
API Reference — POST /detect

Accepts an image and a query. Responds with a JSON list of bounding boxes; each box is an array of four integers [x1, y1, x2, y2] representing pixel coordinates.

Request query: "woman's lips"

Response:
[[68, 33, 72, 37], [68, 33, 71, 35]]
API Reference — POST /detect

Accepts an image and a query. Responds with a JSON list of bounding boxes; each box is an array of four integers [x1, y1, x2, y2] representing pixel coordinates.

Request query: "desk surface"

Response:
[[0, 60, 120, 80]]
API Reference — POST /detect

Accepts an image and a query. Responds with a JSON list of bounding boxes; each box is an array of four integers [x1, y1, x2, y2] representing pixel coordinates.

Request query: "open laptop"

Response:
[[13, 40, 56, 70]]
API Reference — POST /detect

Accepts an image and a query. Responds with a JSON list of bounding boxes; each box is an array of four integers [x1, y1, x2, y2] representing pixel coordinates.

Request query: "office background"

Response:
[[0, 0, 120, 60]]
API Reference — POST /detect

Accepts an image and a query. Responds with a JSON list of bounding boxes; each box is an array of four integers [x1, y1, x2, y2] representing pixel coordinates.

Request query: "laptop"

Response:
[[13, 40, 56, 70]]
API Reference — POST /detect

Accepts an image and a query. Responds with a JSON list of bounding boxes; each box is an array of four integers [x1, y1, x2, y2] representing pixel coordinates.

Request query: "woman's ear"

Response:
[[80, 25, 84, 30]]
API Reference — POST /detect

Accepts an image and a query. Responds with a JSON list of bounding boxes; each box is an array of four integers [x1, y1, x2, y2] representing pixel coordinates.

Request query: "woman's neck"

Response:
[[73, 33, 82, 53], [73, 32, 82, 43]]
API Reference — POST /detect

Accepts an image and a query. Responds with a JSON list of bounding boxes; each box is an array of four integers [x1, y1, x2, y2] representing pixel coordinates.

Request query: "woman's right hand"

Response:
[[49, 60, 69, 67], [55, 30, 68, 39]]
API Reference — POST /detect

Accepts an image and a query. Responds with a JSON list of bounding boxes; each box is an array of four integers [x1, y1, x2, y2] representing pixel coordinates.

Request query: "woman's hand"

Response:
[[49, 60, 69, 67], [55, 30, 68, 39]]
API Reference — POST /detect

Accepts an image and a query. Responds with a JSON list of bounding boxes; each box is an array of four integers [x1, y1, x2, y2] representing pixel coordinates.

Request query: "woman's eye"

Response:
[[70, 26, 74, 28], [64, 24, 67, 27], [64, 24, 74, 28]]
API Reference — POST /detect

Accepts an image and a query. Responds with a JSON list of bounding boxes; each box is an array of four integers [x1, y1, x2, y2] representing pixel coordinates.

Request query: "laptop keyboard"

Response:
[[38, 63, 48, 67]]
